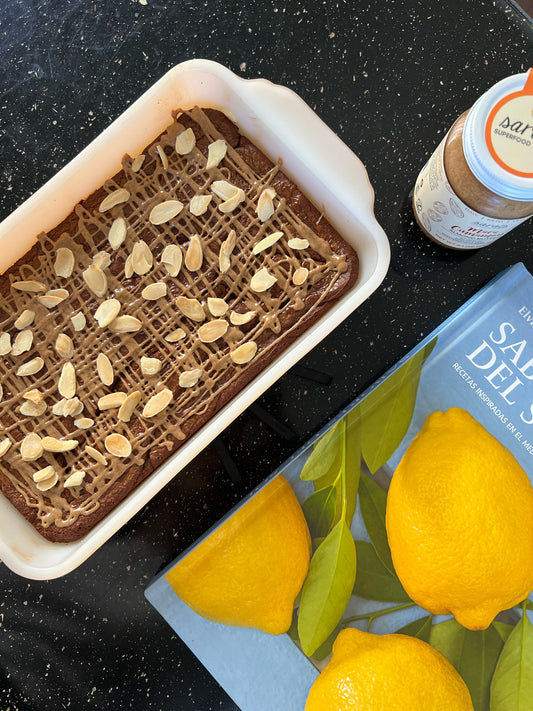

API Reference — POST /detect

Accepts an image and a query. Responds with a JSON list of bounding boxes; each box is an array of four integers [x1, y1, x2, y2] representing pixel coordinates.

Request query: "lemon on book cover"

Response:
[[165, 473, 311, 635], [305, 627, 473, 710], [386, 407, 533, 630]]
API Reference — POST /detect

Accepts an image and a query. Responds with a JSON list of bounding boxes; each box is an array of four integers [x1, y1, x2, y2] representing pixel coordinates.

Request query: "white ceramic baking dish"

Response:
[[0, 59, 389, 579]]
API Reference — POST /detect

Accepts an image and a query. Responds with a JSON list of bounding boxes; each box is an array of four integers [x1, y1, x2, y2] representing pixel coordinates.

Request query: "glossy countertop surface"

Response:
[[1, 1, 532, 709]]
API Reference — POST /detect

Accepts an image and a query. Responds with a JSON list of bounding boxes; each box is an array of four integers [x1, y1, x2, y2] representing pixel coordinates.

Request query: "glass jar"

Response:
[[413, 70, 533, 249]]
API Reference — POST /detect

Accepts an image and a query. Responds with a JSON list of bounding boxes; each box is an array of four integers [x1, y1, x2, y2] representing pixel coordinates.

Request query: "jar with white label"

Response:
[[413, 69, 533, 249]]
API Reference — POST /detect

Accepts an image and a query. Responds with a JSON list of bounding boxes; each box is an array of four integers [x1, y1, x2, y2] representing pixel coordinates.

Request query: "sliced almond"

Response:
[[11, 329, 33, 356], [53, 398, 82, 417], [99, 188, 130, 212], [20, 400, 47, 417], [95, 298, 121, 328], [142, 388, 173, 418], [293, 267, 309, 285], [189, 195, 213, 216], [108, 315, 143, 333], [250, 267, 277, 293], [52, 398, 66, 416], [58, 362, 76, 399], [288, 237, 310, 250], [131, 241, 153, 275], [142, 282, 167, 301], [118, 391, 142, 423], [252, 231, 283, 255], [54, 247, 75, 278], [0, 384, 2, 402], [34, 466, 58, 491], [23, 389, 44, 405], [14, 309, 36, 330], [97, 353, 114, 386], [105, 433, 132, 458], [206, 139, 227, 170], [230, 310, 257, 326], [20, 433, 44, 461], [156, 143, 168, 170], [161, 245, 182, 277], [36, 475, 59, 491], [55, 333, 74, 359], [108, 217, 127, 250], [185, 234, 203, 271], [33, 465, 55, 482], [219, 188, 245, 213], [16, 357, 44, 377], [42, 436, 79, 453], [64, 470, 86, 487], [219, 229, 237, 274], [149, 200, 184, 225], [74, 417, 94, 430], [12, 280, 46, 293], [71, 312, 86, 331], [175, 127, 196, 155], [63, 397, 84, 418], [0, 438, 12, 457], [140, 356, 162, 375], [85, 445, 108, 466], [198, 319, 228, 343], [179, 368, 202, 388], [207, 297, 229, 317], [37, 294, 63, 309], [98, 392, 127, 411], [124, 253, 134, 279], [231, 341, 258, 364], [257, 187, 276, 222], [165, 328, 186, 343], [83, 265, 108, 298], [211, 180, 239, 201], [93, 251, 112, 270], [176, 296, 205, 322], [131, 154, 145, 172], [0, 332, 12, 356]]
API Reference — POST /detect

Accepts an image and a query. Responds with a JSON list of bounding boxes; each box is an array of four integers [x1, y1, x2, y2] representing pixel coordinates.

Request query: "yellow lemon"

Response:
[[165, 473, 311, 635], [386, 407, 533, 630], [305, 627, 473, 710]]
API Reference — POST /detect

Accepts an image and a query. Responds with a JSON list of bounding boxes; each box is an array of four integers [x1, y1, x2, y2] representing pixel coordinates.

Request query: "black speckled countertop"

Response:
[[1, 1, 532, 709]]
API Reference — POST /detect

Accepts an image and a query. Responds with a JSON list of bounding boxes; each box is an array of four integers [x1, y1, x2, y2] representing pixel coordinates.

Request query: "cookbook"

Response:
[[146, 262, 533, 711]]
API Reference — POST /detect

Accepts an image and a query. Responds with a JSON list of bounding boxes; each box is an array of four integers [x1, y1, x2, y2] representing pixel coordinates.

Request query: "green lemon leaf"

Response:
[[311, 537, 326, 550], [310, 621, 344, 662], [360, 337, 437, 473], [358, 473, 394, 574], [287, 608, 299, 643], [343, 408, 362, 527], [395, 614, 433, 642], [353, 540, 410, 602], [490, 613, 533, 710], [493, 622, 515, 644], [300, 421, 342, 482], [431, 619, 504, 711], [298, 519, 357, 657], [302, 486, 337, 540]]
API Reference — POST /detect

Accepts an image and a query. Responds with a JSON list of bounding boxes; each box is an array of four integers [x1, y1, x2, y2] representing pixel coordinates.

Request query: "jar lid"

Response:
[[463, 69, 533, 202]]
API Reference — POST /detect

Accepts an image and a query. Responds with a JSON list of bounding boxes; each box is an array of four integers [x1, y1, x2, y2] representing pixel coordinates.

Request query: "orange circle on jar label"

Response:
[[485, 69, 533, 179]]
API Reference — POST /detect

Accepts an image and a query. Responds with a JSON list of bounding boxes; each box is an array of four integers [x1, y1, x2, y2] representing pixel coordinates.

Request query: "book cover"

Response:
[[145, 262, 533, 711]]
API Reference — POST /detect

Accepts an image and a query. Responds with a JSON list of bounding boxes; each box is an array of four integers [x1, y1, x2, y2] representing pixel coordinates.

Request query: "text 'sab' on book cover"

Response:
[[145, 262, 533, 711], [389, 261, 533, 477]]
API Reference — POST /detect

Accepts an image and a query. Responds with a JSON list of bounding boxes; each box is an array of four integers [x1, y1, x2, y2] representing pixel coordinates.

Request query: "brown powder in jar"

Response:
[[444, 111, 533, 220]]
